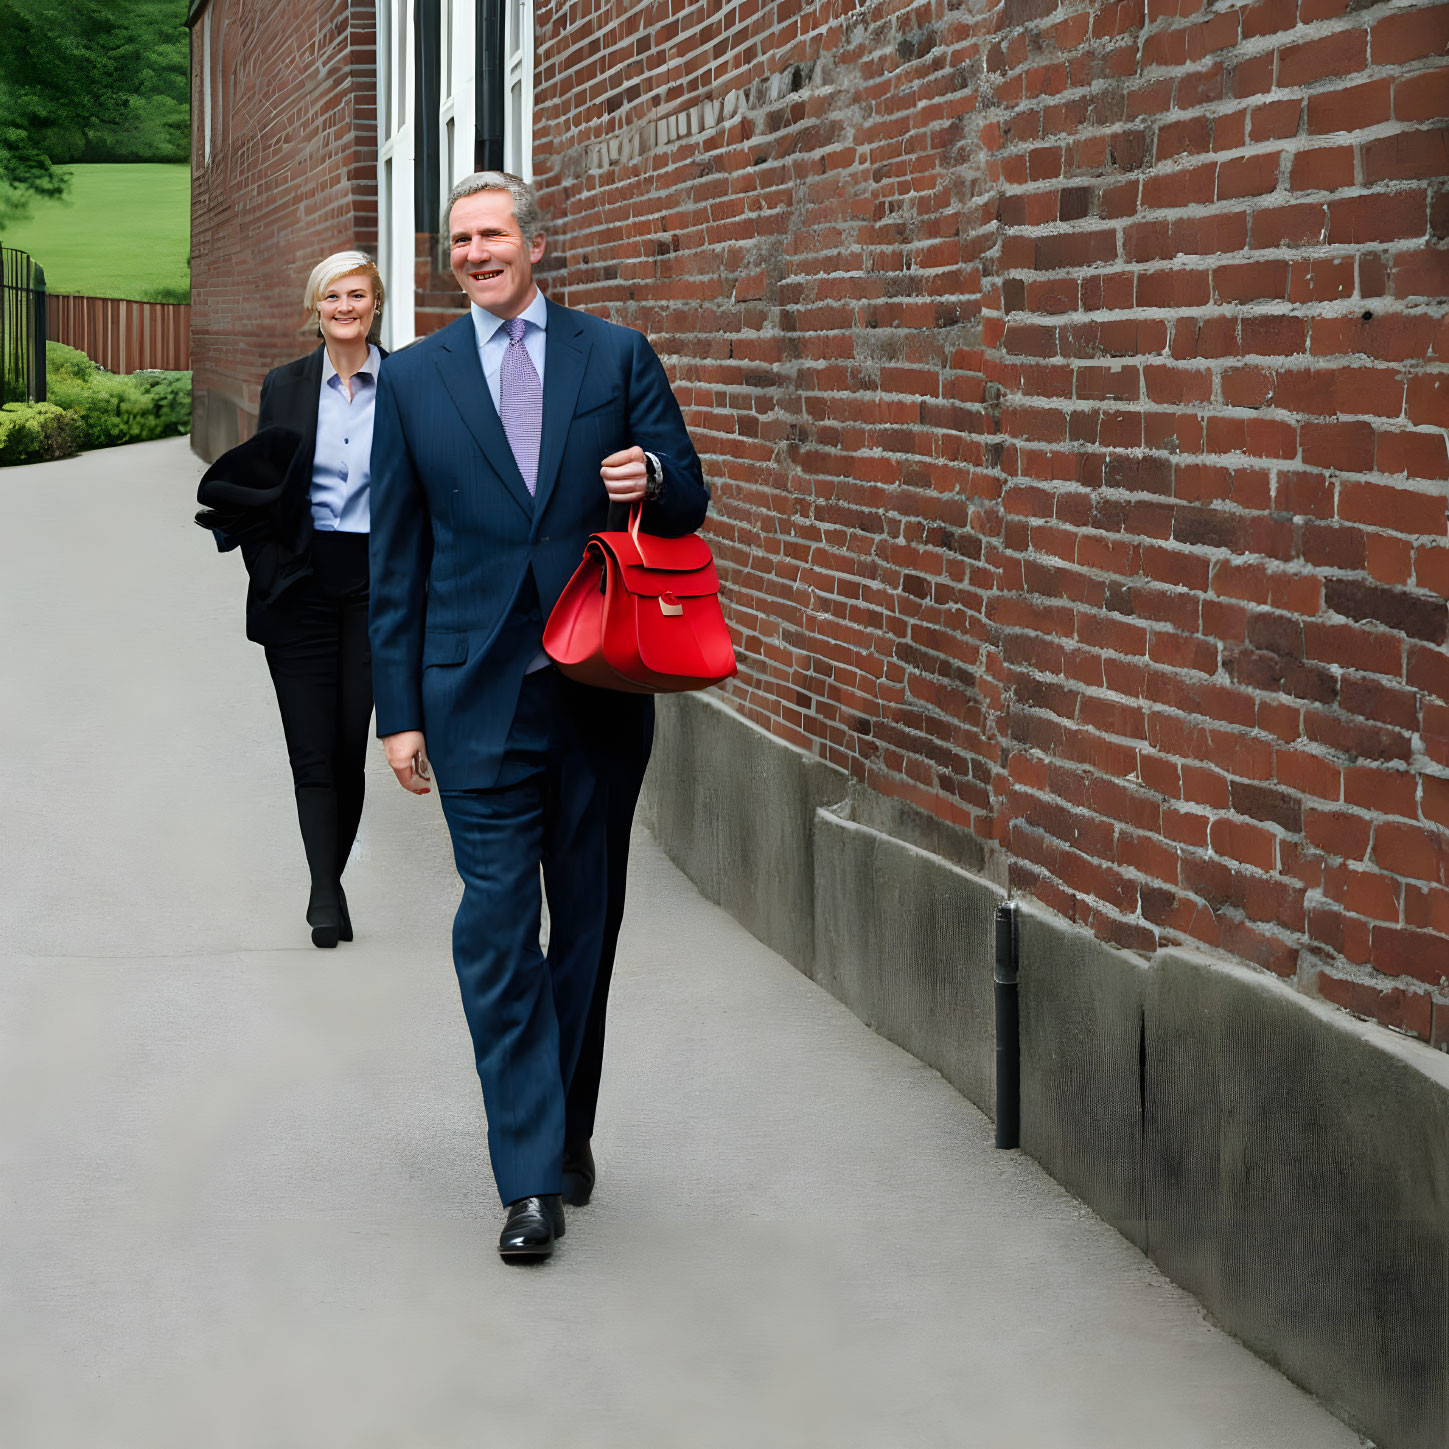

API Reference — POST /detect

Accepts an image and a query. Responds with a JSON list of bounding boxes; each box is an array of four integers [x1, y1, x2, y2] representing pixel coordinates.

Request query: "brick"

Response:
[[1326, 191, 1428, 245], [1231, 778, 1303, 832], [1406, 373, 1449, 430], [1252, 203, 1327, 248], [1343, 764, 1421, 817], [1307, 77, 1392, 134], [1376, 429, 1449, 482], [1408, 644, 1449, 703], [1318, 972, 1433, 1039], [1250, 98, 1301, 142], [1279, 28, 1367, 88], [1395, 68, 1449, 124], [1275, 748, 1341, 801], [1374, 820, 1449, 885], [1305, 807, 1372, 860], [1405, 881, 1449, 932], [1218, 916, 1299, 975], [1362, 129, 1449, 186], [1218, 151, 1283, 201], [1324, 862, 1401, 922], [1324, 577, 1449, 644], [1210, 815, 1278, 871], [1372, 924, 1449, 987], [1308, 905, 1374, 965], [1371, 4, 1449, 65], [1290, 146, 1355, 193]]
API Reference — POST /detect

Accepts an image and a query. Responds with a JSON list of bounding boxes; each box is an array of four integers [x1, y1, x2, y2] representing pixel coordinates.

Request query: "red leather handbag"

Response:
[[543, 504, 738, 693]]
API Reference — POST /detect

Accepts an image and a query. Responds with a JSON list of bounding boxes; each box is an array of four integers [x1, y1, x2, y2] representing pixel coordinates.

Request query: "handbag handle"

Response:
[[628, 500, 652, 568]]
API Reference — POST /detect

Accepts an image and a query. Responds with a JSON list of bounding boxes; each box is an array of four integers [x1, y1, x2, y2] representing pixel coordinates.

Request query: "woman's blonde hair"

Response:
[[303, 251, 385, 341]]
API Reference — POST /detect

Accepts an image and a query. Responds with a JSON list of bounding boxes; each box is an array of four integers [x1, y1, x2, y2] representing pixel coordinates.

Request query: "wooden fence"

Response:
[[48, 294, 190, 374]]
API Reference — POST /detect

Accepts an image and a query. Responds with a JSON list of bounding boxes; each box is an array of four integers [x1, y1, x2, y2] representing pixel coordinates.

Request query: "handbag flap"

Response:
[[592, 532, 720, 598], [593, 527, 714, 573]]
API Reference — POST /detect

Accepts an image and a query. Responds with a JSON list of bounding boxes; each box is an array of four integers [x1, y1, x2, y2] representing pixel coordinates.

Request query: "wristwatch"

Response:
[[643, 450, 664, 500]]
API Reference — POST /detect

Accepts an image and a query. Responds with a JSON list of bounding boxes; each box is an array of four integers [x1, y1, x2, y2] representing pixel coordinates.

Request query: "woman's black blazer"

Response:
[[197, 344, 385, 644]]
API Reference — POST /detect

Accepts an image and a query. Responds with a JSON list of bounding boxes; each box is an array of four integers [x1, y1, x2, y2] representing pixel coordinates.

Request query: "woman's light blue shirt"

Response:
[[311, 343, 381, 533]]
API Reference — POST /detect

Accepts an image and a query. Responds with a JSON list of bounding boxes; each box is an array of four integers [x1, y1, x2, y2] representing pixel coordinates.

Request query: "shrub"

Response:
[[46, 341, 97, 380], [131, 369, 192, 434], [43, 342, 191, 450], [0, 402, 82, 466]]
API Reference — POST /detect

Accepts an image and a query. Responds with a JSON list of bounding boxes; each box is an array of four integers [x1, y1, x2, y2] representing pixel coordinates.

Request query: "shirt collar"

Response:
[[322, 343, 381, 389], [470, 287, 548, 350]]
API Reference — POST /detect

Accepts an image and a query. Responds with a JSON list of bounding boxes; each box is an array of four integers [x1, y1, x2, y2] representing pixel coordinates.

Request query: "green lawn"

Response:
[[0, 164, 190, 301]]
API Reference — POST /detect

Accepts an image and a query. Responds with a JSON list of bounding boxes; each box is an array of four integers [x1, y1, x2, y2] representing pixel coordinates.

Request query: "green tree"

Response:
[[0, 1, 132, 224], [0, 1, 190, 225], [78, 1, 191, 165]]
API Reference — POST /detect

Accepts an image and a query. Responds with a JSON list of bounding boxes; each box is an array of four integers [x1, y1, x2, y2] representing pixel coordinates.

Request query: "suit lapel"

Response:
[[275, 347, 324, 525], [432, 313, 534, 520], [295, 347, 323, 456], [532, 299, 591, 532]]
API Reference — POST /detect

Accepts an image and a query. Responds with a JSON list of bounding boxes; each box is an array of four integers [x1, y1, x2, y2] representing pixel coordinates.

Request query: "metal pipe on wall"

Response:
[[994, 900, 1020, 1150]]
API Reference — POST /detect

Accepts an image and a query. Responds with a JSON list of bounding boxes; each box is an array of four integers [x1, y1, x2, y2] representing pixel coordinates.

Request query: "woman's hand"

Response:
[[382, 731, 431, 794]]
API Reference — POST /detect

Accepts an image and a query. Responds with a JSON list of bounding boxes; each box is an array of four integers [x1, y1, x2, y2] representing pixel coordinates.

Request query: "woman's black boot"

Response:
[[296, 787, 342, 948]]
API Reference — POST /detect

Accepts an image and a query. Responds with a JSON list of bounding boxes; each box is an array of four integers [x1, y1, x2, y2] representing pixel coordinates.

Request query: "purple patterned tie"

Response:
[[499, 315, 542, 496]]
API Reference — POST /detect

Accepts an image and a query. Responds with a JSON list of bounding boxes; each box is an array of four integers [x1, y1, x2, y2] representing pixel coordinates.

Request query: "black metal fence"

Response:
[[1, 246, 47, 404]]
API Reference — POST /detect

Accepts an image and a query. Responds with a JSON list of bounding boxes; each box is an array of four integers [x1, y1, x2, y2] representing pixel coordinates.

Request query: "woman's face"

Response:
[[317, 273, 377, 347]]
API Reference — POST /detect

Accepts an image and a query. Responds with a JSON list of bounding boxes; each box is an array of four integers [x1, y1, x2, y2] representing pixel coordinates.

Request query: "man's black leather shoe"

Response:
[[498, 1194, 565, 1262], [562, 1140, 595, 1207]]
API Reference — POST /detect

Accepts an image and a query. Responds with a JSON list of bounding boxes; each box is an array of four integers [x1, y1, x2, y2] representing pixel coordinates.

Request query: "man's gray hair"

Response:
[[443, 171, 544, 241]]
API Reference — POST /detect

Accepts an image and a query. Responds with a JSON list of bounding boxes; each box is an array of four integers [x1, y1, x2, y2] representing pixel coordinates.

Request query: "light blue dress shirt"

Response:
[[471, 289, 547, 413], [311, 343, 381, 532]]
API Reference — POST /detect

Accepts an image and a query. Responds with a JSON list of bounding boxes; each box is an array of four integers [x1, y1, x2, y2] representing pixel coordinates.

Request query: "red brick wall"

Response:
[[534, 0, 1449, 1044], [189, 0, 379, 458]]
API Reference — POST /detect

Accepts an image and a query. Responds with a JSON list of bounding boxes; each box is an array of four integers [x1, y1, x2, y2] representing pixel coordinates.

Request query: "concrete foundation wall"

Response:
[[640, 692, 848, 978], [642, 690, 1449, 1449], [1143, 950, 1449, 1449], [1017, 901, 1150, 1253], [814, 812, 1000, 1117]]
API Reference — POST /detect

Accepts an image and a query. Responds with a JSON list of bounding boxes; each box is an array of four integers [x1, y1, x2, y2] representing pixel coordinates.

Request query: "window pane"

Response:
[[396, 0, 407, 120], [381, 1, 391, 134], [442, 0, 452, 95]]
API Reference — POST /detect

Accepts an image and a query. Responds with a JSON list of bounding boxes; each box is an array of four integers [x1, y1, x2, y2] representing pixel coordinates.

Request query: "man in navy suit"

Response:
[[368, 172, 708, 1261]]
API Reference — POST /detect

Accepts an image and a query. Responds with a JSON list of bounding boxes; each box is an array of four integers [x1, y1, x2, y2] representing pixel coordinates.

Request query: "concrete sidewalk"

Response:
[[0, 437, 1364, 1448]]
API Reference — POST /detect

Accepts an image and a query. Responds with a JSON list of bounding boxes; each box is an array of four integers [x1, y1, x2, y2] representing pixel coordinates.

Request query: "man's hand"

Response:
[[600, 446, 648, 503], [383, 731, 432, 794]]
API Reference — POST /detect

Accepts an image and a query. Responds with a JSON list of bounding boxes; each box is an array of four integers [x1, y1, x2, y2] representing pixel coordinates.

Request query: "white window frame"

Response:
[[504, 0, 533, 181], [202, 8, 213, 164], [439, 0, 476, 209], [377, 0, 417, 348]]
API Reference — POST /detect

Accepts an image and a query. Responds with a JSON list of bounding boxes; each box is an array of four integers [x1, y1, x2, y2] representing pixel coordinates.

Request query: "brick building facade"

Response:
[[534, 0, 1449, 1049], [187, 0, 380, 456], [190, 0, 1449, 1042]]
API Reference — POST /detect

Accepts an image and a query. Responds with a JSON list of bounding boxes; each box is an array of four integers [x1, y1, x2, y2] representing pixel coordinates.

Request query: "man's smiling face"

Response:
[[448, 189, 546, 319]]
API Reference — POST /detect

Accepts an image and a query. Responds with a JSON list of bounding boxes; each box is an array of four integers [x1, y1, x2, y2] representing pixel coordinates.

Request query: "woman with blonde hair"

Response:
[[196, 250, 388, 947]]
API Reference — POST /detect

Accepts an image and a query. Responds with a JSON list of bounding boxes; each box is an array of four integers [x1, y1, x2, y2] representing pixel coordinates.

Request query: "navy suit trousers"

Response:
[[438, 667, 613, 1205]]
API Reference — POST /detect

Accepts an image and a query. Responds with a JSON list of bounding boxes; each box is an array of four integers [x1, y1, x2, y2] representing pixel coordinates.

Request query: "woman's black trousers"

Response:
[[263, 530, 373, 916]]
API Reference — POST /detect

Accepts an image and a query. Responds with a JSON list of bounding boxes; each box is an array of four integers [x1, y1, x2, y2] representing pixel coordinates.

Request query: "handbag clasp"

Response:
[[658, 592, 683, 617]]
